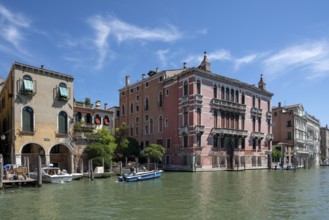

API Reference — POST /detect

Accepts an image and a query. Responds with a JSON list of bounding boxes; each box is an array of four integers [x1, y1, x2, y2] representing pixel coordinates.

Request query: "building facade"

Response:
[[0, 62, 75, 172], [117, 53, 274, 171], [320, 125, 329, 163], [272, 103, 320, 168]]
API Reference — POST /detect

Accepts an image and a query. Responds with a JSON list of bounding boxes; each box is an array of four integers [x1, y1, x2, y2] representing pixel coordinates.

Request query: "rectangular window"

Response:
[[130, 88, 134, 93], [145, 82, 149, 87], [157, 139, 163, 146], [135, 127, 139, 136], [287, 132, 292, 140], [183, 135, 188, 148], [287, 121, 292, 127], [166, 89, 169, 96], [145, 125, 149, 135], [136, 105, 139, 112], [166, 139, 171, 148], [137, 86, 140, 91]]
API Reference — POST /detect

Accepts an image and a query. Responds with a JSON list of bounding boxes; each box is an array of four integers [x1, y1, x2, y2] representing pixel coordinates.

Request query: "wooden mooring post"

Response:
[[0, 154, 3, 189], [37, 156, 42, 187]]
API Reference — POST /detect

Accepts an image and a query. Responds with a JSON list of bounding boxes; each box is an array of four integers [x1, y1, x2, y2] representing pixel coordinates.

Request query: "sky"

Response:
[[1, 0, 329, 126]]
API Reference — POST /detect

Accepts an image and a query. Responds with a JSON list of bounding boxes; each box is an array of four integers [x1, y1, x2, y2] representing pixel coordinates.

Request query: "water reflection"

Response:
[[1, 168, 329, 219]]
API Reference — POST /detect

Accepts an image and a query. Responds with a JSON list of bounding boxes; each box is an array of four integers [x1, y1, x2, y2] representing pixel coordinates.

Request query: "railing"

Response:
[[211, 98, 246, 113], [211, 128, 248, 137], [194, 125, 205, 134], [266, 111, 272, 119], [251, 132, 265, 139], [251, 107, 263, 116], [180, 126, 189, 134], [181, 96, 189, 104]]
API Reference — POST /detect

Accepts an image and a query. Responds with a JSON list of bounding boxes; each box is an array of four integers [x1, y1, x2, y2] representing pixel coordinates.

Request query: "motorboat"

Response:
[[118, 170, 163, 182], [30, 165, 73, 183]]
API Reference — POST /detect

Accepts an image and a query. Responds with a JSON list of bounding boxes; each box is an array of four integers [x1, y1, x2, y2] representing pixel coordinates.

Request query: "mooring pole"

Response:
[[0, 154, 3, 189], [79, 158, 83, 174], [90, 159, 94, 180], [37, 156, 42, 187]]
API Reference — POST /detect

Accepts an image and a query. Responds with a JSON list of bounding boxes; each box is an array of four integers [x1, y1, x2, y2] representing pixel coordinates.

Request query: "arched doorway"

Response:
[[21, 143, 46, 171], [50, 144, 72, 172]]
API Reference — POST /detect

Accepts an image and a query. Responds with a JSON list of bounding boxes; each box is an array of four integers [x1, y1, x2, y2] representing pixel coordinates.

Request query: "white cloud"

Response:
[[156, 49, 170, 66], [234, 54, 258, 71], [183, 50, 231, 67], [263, 41, 329, 80], [0, 4, 31, 54], [87, 15, 183, 69]]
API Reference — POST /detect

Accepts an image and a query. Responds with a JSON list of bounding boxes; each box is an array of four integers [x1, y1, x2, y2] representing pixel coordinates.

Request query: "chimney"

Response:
[[125, 75, 130, 87], [95, 100, 101, 109], [41, 65, 44, 69], [142, 74, 145, 80], [183, 62, 187, 69], [278, 102, 281, 108], [104, 103, 108, 110], [156, 67, 159, 73]]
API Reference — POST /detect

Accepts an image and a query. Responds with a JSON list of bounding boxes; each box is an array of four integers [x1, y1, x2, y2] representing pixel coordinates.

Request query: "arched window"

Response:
[[85, 113, 92, 124], [197, 80, 201, 95], [226, 88, 230, 101], [22, 106, 34, 132], [159, 116, 163, 133], [59, 82, 68, 99], [122, 104, 125, 115], [103, 116, 110, 126], [213, 85, 217, 98], [150, 118, 153, 134], [23, 75, 34, 93], [235, 91, 239, 103], [183, 81, 188, 96], [197, 108, 201, 126], [214, 110, 218, 127], [184, 108, 188, 126], [75, 112, 82, 122], [242, 92, 245, 104], [95, 114, 101, 125], [252, 96, 256, 107], [231, 89, 234, 102], [221, 87, 225, 99], [130, 102, 134, 114], [58, 111, 68, 134], [159, 92, 163, 107], [145, 97, 149, 111]]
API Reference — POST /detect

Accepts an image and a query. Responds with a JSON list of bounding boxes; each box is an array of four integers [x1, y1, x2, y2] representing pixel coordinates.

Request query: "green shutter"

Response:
[[59, 87, 68, 98], [23, 108, 33, 132], [23, 79, 34, 92]]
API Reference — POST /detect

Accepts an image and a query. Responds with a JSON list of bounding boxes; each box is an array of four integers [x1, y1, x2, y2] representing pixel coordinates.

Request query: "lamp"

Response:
[[1, 134, 5, 141]]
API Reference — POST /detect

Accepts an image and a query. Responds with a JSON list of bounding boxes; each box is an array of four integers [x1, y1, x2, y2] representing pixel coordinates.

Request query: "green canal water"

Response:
[[1, 168, 329, 220]]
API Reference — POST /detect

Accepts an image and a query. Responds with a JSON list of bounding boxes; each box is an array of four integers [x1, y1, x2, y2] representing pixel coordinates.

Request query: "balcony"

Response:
[[211, 98, 246, 113], [181, 96, 189, 105], [194, 125, 205, 134], [266, 134, 273, 141], [195, 94, 203, 106], [180, 126, 189, 134], [266, 111, 272, 120], [211, 128, 248, 137], [251, 107, 262, 117], [251, 132, 265, 139]]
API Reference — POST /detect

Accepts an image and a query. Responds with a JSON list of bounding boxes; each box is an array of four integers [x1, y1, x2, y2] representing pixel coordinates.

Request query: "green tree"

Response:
[[144, 144, 165, 163], [272, 147, 282, 162], [113, 123, 140, 161], [85, 128, 117, 169]]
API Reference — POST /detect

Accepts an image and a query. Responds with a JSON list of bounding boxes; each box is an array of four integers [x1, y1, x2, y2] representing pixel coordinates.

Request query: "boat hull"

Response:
[[118, 170, 163, 182]]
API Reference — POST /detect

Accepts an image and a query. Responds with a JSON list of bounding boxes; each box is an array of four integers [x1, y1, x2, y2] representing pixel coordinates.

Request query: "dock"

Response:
[[1, 154, 42, 190]]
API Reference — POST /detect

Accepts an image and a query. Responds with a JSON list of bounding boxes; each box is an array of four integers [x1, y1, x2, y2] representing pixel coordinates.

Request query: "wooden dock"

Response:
[[1, 154, 42, 190]]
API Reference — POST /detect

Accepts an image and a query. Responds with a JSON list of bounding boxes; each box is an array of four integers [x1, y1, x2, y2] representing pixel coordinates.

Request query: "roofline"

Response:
[[13, 62, 74, 80]]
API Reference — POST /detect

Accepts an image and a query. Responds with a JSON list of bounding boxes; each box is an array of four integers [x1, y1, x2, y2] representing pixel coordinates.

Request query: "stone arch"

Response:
[[49, 143, 73, 172], [20, 142, 46, 171]]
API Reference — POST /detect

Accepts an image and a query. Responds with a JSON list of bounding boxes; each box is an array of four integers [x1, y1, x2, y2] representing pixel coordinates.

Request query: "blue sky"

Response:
[[1, 1, 329, 126]]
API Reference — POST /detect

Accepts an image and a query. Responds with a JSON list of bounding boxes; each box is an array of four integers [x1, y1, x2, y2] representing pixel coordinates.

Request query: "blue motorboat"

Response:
[[118, 170, 163, 182]]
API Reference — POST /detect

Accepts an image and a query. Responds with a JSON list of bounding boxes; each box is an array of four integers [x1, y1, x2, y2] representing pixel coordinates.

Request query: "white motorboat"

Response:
[[30, 166, 73, 183]]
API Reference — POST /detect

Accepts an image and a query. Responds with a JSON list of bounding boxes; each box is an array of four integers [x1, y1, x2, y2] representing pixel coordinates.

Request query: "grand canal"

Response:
[[1, 167, 329, 220]]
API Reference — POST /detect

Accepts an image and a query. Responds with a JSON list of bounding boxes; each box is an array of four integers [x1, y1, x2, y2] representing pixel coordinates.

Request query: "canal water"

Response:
[[1, 167, 329, 220]]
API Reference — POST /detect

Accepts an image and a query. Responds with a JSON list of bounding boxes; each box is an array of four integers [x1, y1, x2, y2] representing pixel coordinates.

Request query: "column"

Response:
[[45, 154, 50, 165], [15, 154, 22, 166]]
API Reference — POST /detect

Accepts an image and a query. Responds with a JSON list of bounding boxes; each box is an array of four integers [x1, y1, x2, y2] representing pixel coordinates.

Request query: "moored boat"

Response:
[[118, 170, 163, 182], [30, 166, 73, 183]]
